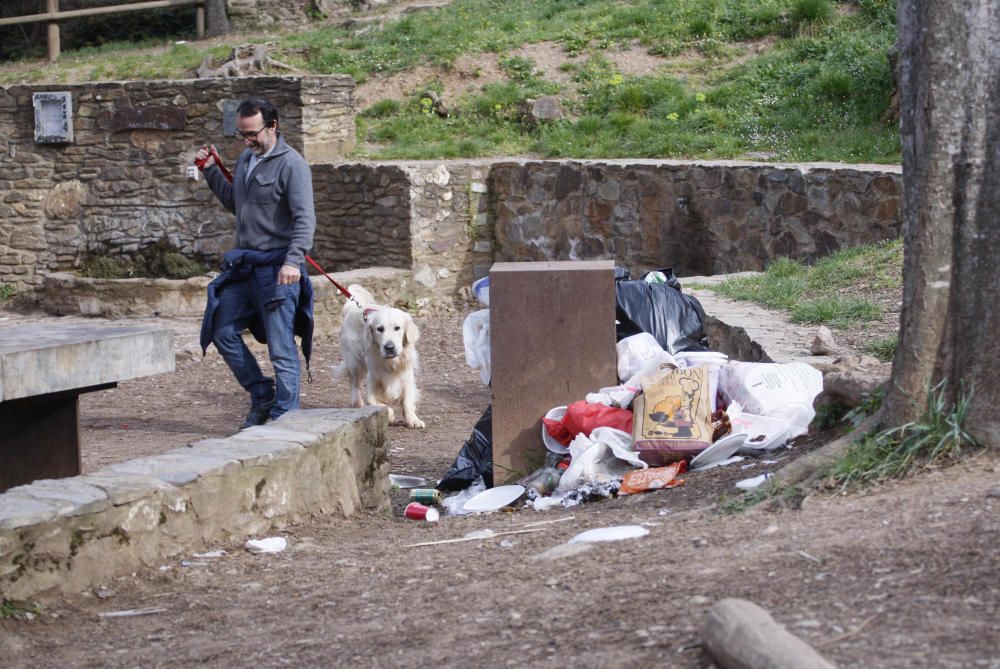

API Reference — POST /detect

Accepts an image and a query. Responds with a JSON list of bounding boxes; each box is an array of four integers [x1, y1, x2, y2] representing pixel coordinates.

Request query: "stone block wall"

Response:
[[227, 0, 316, 29], [489, 160, 902, 276], [401, 161, 494, 295], [311, 164, 411, 272], [228, 0, 402, 30], [0, 75, 354, 289]]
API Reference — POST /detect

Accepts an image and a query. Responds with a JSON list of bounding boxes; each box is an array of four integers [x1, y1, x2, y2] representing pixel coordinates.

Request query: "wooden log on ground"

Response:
[[702, 598, 838, 669]]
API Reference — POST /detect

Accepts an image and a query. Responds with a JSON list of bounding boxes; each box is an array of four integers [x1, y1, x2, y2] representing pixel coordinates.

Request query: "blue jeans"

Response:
[[212, 273, 301, 420]]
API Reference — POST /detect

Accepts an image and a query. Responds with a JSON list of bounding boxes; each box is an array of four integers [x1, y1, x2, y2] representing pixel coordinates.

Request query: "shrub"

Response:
[[828, 381, 983, 490], [790, 0, 834, 26]]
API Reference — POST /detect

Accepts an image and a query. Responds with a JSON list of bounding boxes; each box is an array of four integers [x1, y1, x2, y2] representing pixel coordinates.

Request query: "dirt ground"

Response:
[[1, 303, 999, 669], [1, 2, 997, 664]]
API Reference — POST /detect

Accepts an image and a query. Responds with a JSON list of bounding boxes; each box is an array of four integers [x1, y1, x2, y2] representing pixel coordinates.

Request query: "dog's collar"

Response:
[[362, 306, 380, 322]]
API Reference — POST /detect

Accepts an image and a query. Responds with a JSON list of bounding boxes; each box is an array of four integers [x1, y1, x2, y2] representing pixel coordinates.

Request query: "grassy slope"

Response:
[[0, 0, 900, 163]]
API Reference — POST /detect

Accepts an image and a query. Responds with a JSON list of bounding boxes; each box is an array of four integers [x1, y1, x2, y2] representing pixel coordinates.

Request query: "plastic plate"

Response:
[[462, 485, 526, 513], [542, 406, 569, 455], [568, 525, 650, 544], [690, 433, 748, 469]]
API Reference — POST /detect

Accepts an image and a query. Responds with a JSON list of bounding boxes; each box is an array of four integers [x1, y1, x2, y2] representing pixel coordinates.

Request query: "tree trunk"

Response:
[[772, 1, 999, 487], [885, 0, 1000, 447], [204, 0, 230, 37]]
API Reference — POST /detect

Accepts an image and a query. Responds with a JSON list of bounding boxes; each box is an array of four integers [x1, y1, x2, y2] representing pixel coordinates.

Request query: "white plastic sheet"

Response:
[[462, 308, 491, 385], [720, 361, 824, 438], [556, 427, 646, 491]]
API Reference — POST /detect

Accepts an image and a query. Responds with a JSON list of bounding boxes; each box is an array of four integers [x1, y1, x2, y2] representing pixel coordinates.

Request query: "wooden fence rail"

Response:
[[0, 0, 206, 62]]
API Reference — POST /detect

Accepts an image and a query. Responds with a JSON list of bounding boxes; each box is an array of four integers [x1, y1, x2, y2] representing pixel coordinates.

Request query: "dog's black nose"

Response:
[[384, 342, 396, 353]]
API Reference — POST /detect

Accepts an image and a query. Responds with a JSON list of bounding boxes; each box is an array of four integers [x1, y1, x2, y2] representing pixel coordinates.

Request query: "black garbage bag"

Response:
[[615, 267, 709, 354], [437, 404, 494, 491]]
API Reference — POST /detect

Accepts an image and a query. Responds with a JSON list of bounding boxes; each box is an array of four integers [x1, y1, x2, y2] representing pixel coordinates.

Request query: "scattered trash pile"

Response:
[[410, 269, 823, 519]]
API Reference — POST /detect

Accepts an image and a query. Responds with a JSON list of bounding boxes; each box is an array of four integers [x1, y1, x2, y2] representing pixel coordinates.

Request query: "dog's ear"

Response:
[[403, 314, 420, 347], [364, 318, 376, 348]]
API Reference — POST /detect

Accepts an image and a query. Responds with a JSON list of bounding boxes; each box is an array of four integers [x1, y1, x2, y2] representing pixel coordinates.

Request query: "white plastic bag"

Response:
[[584, 385, 639, 409], [719, 361, 823, 438], [462, 309, 491, 385], [442, 476, 487, 516], [617, 333, 673, 382], [557, 427, 646, 491], [675, 350, 728, 412]]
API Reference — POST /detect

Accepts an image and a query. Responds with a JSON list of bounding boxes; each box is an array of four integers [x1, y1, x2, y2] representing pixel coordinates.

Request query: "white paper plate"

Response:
[[690, 433, 748, 469], [542, 406, 569, 455], [462, 485, 526, 513], [568, 525, 650, 544]]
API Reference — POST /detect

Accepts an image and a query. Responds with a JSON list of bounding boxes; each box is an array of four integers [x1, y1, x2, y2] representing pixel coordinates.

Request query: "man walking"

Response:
[[196, 97, 315, 429]]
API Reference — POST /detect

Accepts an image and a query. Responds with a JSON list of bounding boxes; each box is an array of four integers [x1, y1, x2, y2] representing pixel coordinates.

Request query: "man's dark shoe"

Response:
[[240, 399, 275, 430]]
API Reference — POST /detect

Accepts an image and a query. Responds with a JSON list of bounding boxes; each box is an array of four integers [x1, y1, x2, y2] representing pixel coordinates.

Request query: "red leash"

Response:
[[195, 146, 363, 309]]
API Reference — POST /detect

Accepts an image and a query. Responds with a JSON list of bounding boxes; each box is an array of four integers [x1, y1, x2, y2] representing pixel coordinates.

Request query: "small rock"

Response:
[[795, 619, 822, 629], [986, 488, 1000, 499], [762, 524, 780, 536], [810, 326, 836, 355]]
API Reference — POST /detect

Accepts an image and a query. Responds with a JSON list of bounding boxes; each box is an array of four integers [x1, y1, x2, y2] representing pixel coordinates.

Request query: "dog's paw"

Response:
[[405, 416, 426, 429], [352, 398, 364, 409]]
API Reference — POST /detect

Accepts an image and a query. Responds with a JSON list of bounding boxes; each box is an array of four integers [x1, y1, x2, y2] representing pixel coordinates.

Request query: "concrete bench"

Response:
[[0, 323, 174, 492]]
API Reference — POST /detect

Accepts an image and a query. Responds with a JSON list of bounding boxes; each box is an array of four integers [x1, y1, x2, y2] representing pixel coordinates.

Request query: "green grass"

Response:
[[717, 481, 804, 514], [0, 283, 16, 302], [827, 381, 983, 490], [1, 599, 40, 620], [864, 335, 898, 361], [709, 238, 902, 329], [0, 0, 901, 163], [79, 240, 208, 280]]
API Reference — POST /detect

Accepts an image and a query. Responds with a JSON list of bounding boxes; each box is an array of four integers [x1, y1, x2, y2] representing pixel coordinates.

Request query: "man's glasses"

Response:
[[234, 125, 271, 140]]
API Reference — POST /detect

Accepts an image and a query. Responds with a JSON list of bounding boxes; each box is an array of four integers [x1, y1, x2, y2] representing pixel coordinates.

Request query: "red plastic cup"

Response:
[[404, 502, 440, 522]]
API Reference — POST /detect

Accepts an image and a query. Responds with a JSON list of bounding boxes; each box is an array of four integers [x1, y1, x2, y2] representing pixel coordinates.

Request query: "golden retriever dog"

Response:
[[335, 285, 425, 428]]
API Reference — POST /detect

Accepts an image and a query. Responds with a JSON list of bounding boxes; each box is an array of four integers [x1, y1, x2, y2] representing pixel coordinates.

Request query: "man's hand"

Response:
[[194, 145, 217, 170], [278, 264, 301, 286]]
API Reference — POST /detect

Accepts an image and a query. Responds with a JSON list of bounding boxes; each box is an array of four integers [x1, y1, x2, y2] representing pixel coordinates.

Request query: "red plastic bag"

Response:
[[543, 400, 634, 446]]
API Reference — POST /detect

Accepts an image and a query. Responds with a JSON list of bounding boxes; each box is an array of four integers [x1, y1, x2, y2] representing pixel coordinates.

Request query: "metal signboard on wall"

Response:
[[223, 100, 240, 138], [33, 92, 74, 144]]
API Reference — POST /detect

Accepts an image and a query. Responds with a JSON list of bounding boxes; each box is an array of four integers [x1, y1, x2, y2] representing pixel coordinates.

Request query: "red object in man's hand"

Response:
[[194, 145, 233, 182]]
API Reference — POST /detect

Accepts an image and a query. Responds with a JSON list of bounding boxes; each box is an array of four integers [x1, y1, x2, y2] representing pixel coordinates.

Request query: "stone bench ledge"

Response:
[[0, 407, 388, 599]]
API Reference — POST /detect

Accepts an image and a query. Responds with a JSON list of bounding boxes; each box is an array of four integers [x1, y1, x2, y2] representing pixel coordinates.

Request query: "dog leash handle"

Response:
[[194, 145, 234, 183]]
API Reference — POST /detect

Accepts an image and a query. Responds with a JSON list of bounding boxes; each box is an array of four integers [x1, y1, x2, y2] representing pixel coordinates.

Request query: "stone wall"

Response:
[[0, 72, 902, 301], [400, 161, 494, 295], [312, 164, 411, 272], [228, 0, 402, 29], [489, 160, 903, 276], [0, 75, 354, 288], [227, 0, 315, 29]]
